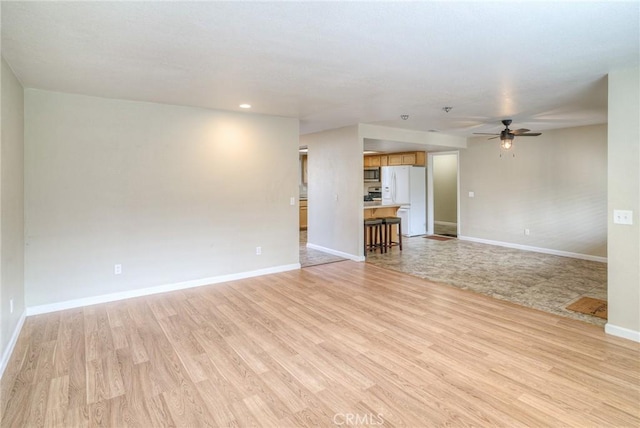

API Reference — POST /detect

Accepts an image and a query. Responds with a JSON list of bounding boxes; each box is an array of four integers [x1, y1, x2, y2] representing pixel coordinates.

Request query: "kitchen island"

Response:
[[363, 203, 402, 219]]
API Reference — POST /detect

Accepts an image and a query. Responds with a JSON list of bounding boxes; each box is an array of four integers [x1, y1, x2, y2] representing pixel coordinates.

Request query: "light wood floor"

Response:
[[2, 261, 639, 427]]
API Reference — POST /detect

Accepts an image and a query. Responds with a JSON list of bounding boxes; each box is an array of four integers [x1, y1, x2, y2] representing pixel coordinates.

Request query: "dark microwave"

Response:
[[364, 167, 380, 182]]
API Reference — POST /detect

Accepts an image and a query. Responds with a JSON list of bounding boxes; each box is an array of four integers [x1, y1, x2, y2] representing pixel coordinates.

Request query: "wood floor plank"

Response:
[[144, 394, 175, 428], [23, 380, 50, 427], [161, 378, 216, 427], [64, 405, 89, 428], [2, 261, 639, 427], [243, 394, 284, 427], [114, 348, 156, 426], [228, 399, 264, 427], [194, 379, 239, 427]]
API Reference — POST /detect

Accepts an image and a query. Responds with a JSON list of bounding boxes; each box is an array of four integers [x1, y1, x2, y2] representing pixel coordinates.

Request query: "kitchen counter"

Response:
[[363, 202, 403, 209], [364, 203, 401, 220]]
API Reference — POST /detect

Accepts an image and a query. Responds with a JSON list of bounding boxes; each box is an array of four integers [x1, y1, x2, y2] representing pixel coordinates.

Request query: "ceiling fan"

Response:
[[473, 119, 541, 150]]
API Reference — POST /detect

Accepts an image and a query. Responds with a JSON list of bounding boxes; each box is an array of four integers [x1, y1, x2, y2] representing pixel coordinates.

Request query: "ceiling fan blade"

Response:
[[473, 132, 500, 135], [488, 136, 499, 140], [518, 133, 542, 136], [511, 128, 531, 135]]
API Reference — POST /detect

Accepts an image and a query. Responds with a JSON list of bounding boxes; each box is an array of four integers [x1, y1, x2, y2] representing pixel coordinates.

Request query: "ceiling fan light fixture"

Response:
[[500, 130, 514, 150], [472, 119, 541, 154]]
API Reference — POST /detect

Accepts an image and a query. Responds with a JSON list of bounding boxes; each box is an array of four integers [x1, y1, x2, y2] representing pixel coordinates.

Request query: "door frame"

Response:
[[427, 151, 460, 236]]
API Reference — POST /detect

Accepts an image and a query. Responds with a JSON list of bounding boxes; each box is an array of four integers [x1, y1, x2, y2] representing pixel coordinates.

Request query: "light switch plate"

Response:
[[613, 210, 633, 225], [468, 191, 475, 198]]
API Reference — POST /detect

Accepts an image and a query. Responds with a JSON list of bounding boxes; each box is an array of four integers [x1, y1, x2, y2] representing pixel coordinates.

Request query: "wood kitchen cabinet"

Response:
[[364, 155, 380, 167], [365, 152, 424, 167], [299, 200, 308, 230], [387, 151, 426, 166], [363, 155, 388, 167]]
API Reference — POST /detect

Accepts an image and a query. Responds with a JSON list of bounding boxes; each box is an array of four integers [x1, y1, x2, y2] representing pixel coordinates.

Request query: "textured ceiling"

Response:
[[2, 1, 638, 137]]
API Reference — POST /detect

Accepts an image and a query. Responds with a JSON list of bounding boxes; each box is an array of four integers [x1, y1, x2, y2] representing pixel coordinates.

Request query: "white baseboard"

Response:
[[26, 263, 301, 316], [0, 310, 27, 380], [605, 323, 640, 342], [306, 243, 365, 262], [457, 235, 607, 263], [435, 221, 457, 227]]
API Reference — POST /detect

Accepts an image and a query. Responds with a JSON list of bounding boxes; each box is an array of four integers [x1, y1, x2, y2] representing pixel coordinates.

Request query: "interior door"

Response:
[[427, 152, 460, 237]]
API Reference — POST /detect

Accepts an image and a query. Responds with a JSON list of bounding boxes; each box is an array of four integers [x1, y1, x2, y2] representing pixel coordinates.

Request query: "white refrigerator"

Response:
[[381, 166, 426, 236]]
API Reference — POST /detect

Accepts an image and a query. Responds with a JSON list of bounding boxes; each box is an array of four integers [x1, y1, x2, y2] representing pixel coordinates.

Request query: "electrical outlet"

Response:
[[524, 228, 530, 236], [9, 299, 14, 314], [256, 246, 262, 255], [290, 197, 295, 206], [613, 210, 633, 225], [468, 191, 475, 198], [114, 264, 122, 275]]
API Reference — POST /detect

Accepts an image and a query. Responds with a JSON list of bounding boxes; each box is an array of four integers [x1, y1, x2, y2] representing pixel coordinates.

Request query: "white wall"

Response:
[[1, 58, 25, 374], [607, 67, 640, 340], [359, 124, 467, 149], [433, 154, 458, 224], [301, 125, 363, 259], [460, 124, 607, 258], [24, 90, 299, 308]]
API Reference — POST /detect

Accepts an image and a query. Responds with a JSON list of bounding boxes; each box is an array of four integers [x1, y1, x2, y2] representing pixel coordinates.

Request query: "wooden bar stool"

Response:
[[364, 218, 384, 254], [382, 217, 402, 252]]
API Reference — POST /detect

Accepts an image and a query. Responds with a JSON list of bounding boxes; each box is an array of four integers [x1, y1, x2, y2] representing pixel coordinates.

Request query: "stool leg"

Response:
[[398, 222, 403, 251], [378, 224, 383, 254], [383, 224, 388, 253], [386, 224, 391, 253]]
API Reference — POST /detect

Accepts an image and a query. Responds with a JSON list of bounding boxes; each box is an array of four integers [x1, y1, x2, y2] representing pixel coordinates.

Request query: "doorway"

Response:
[[427, 152, 459, 237]]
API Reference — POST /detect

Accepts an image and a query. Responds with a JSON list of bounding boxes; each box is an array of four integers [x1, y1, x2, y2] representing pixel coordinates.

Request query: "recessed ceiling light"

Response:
[[239, 104, 251, 109]]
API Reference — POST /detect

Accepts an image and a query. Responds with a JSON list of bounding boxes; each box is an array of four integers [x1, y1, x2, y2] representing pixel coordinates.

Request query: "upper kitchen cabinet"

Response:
[[364, 154, 388, 167], [387, 151, 426, 166], [365, 151, 425, 167], [364, 155, 380, 167]]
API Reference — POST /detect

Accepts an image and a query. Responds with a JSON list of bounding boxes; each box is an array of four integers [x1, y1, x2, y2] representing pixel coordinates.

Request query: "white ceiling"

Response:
[[2, 1, 638, 138]]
